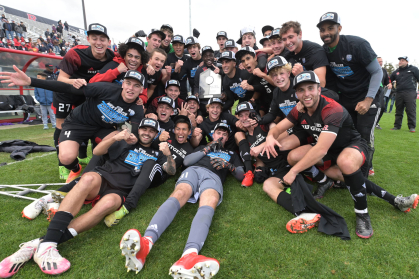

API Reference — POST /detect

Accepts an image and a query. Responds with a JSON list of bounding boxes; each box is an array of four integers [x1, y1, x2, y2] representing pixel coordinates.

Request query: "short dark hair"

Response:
[[175, 118, 191, 130], [37, 72, 47, 78], [150, 48, 167, 59], [118, 42, 148, 66]]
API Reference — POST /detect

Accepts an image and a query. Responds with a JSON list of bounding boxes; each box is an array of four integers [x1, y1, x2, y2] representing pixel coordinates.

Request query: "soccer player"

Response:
[[236, 26, 258, 50], [317, 12, 383, 176], [143, 48, 168, 102], [145, 96, 176, 133], [214, 31, 228, 59], [119, 123, 245, 277], [89, 37, 149, 104], [263, 71, 418, 238], [147, 80, 185, 117], [261, 25, 274, 37], [257, 28, 290, 62], [1, 67, 145, 184], [0, 118, 176, 277], [52, 23, 115, 180], [145, 28, 165, 54], [185, 95, 204, 127], [165, 34, 189, 100], [159, 24, 175, 54], [224, 39, 239, 53]]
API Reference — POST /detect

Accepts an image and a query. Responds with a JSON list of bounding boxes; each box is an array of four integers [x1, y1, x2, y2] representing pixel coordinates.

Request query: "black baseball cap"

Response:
[[261, 25, 274, 35], [259, 35, 270, 46], [398, 56, 409, 62], [139, 118, 160, 132], [125, 37, 145, 51], [185, 36, 199, 47], [236, 46, 256, 61], [157, 96, 175, 109], [269, 28, 281, 39], [216, 31, 228, 39], [235, 101, 254, 115], [317, 12, 341, 28], [293, 71, 320, 89], [266, 56, 288, 74], [186, 95, 200, 104], [173, 115, 192, 130], [87, 23, 109, 39], [201, 46, 214, 55], [124, 70, 145, 86], [45, 64, 53, 68], [208, 97, 224, 105], [214, 122, 231, 134], [160, 24, 173, 33], [172, 34, 185, 44], [225, 39, 237, 49], [148, 28, 166, 40], [218, 51, 236, 62], [165, 79, 181, 89]]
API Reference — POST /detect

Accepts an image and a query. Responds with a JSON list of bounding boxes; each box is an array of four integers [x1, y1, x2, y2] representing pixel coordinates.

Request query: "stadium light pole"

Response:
[[81, 0, 87, 30], [189, 0, 192, 36]]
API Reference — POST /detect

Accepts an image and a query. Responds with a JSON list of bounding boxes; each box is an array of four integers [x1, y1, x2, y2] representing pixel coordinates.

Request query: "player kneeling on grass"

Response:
[[0, 118, 176, 277], [120, 123, 244, 278], [262, 71, 419, 239], [0, 66, 145, 185]]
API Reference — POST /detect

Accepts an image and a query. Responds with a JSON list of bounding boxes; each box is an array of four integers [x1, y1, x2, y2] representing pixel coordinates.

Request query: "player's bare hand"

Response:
[[72, 79, 87, 89], [125, 133, 138, 145], [179, 102, 189, 116], [236, 120, 245, 130], [136, 98, 143, 106], [282, 170, 297, 185], [114, 129, 130, 141], [253, 68, 264, 78], [175, 60, 184, 72], [261, 135, 282, 159], [164, 65, 172, 74], [159, 130, 170, 142], [117, 62, 128, 74], [355, 98, 373, 115], [238, 63, 245, 70], [0, 65, 31, 86], [159, 142, 171, 156], [250, 144, 264, 157], [145, 113, 158, 120], [192, 127, 202, 138], [296, 101, 305, 113], [196, 115, 204, 124], [387, 83, 392, 89], [146, 65, 155, 75], [291, 63, 304, 76], [213, 66, 220, 74], [241, 80, 250, 91]]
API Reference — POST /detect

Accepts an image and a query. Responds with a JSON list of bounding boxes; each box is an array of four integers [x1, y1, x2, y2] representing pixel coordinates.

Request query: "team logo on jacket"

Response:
[[302, 58, 306, 63], [346, 54, 352, 61]]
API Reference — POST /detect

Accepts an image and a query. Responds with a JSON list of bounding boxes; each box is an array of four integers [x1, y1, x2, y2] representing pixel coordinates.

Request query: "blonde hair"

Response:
[[268, 63, 292, 76], [161, 27, 173, 36]]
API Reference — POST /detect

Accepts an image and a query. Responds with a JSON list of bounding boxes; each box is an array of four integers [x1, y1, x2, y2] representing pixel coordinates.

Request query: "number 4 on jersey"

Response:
[[64, 131, 71, 138]]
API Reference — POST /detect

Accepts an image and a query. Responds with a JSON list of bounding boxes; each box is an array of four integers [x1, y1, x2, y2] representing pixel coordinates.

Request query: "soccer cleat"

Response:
[[368, 168, 375, 176], [394, 194, 419, 213], [313, 178, 334, 199], [65, 164, 82, 183], [333, 180, 347, 189], [375, 123, 382, 130], [120, 229, 152, 274], [169, 252, 219, 279], [46, 203, 60, 222], [43, 125, 49, 130], [104, 205, 129, 227], [409, 128, 415, 133], [286, 213, 321, 234], [51, 191, 67, 204], [77, 156, 91, 165], [58, 166, 70, 180], [0, 239, 40, 278], [390, 127, 400, 130], [33, 243, 70, 275], [241, 170, 254, 187], [355, 213, 373, 239], [22, 199, 47, 220]]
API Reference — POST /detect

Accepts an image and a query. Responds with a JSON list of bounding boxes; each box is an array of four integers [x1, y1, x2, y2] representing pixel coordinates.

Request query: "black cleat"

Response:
[[333, 180, 347, 189], [355, 213, 373, 239], [313, 178, 334, 199]]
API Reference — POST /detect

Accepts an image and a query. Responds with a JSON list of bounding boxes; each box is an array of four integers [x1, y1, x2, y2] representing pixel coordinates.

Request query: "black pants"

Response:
[[123, 160, 167, 211], [394, 90, 417, 129]]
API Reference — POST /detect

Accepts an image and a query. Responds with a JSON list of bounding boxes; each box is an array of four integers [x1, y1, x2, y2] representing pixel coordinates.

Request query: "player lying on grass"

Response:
[[119, 123, 245, 278], [262, 71, 419, 239], [0, 118, 176, 277], [0, 66, 145, 184]]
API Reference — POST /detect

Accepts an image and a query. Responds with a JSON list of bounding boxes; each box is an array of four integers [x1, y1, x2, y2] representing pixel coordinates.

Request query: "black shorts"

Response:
[[317, 138, 368, 172], [84, 175, 127, 208], [59, 121, 115, 145], [289, 126, 314, 146], [52, 92, 86, 119]]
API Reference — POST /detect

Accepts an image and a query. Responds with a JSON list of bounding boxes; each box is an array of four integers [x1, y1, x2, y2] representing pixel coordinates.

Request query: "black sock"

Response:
[[364, 179, 395, 206], [43, 211, 73, 244], [303, 166, 326, 182], [238, 139, 253, 172], [54, 128, 63, 167], [343, 169, 368, 212], [78, 140, 88, 159], [63, 158, 80, 172], [39, 228, 75, 245], [57, 177, 80, 192], [276, 191, 294, 214]]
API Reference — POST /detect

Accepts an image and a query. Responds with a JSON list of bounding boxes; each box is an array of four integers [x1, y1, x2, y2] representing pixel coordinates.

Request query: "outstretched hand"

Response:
[[0, 65, 31, 87], [261, 135, 282, 159]]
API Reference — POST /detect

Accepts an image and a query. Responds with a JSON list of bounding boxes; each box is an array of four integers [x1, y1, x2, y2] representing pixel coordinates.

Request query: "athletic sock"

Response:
[[42, 211, 73, 244], [303, 166, 326, 182], [54, 128, 63, 166], [342, 169, 368, 213], [78, 140, 88, 159], [182, 248, 198, 257], [144, 197, 181, 244], [183, 206, 215, 254], [81, 155, 104, 174], [238, 139, 253, 172], [364, 179, 396, 206], [57, 177, 79, 192], [63, 158, 80, 172], [276, 191, 294, 214]]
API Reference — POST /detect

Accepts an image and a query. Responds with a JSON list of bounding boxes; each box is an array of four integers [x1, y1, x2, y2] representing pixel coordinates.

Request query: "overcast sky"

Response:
[[7, 0, 419, 66]]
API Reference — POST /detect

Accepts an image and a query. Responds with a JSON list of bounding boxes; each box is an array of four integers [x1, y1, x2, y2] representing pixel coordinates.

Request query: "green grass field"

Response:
[[0, 103, 418, 279]]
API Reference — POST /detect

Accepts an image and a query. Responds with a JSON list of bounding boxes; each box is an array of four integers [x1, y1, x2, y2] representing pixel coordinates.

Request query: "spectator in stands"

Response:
[[52, 24, 56, 34], [45, 28, 50, 38], [37, 38, 47, 53], [0, 40, 4, 48], [13, 36, 22, 50], [14, 21, 22, 39], [47, 48, 56, 55], [60, 46, 66, 56], [34, 72, 56, 130], [64, 21, 69, 31], [3, 19, 13, 40], [20, 22, 27, 38], [31, 42, 39, 52], [1, 14, 6, 21], [57, 21, 63, 34], [5, 39, 14, 49], [0, 24, 4, 42], [10, 20, 19, 39], [53, 37, 60, 53]]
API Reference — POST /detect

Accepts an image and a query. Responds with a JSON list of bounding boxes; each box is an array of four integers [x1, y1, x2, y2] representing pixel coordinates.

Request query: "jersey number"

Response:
[[64, 131, 71, 138], [58, 103, 71, 112], [180, 172, 188, 179]]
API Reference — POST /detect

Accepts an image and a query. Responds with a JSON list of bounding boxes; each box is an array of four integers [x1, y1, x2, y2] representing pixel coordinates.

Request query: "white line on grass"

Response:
[[2, 152, 55, 166]]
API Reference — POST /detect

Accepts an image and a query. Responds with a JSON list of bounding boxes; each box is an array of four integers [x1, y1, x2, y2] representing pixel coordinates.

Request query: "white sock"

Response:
[[41, 194, 54, 203], [181, 248, 198, 257], [68, 228, 78, 237], [318, 175, 327, 183], [37, 242, 57, 253]]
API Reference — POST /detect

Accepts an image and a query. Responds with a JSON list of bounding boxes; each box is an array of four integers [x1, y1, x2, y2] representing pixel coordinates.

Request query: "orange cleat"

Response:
[[241, 170, 254, 187], [286, 213, 321, 234], [169, 252, 219, 279], [65, 164, 82, 183]]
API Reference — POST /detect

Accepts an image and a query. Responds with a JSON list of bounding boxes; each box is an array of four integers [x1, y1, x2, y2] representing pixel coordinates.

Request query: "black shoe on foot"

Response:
[[355, 213, 373, 239], [313, 178, 334, 199], [333, 180, 347, 189]]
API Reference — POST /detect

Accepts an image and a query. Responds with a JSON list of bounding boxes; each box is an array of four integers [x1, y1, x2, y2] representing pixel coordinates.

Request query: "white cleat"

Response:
[[169, 252, 219, 279], [33, 243, 70, 275], [22, 199, 47, 220], [119, 229, 152, 275]]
